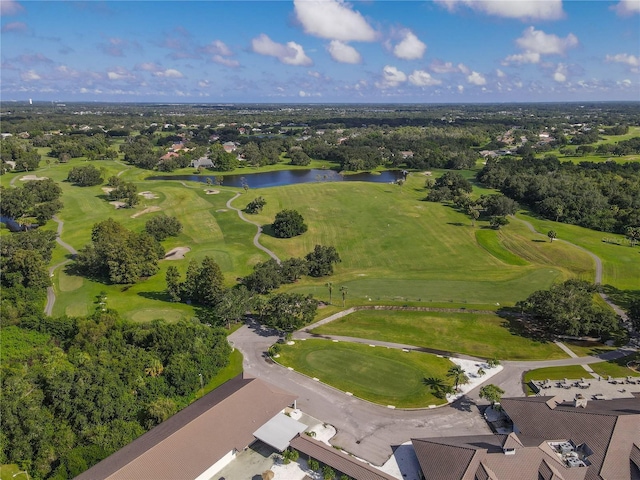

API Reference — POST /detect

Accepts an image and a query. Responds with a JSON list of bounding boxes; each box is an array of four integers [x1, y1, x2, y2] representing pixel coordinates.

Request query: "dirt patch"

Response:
[[138, 191, 158, 199], [102, 187, 115, 194], [164, 246, 190, 260], [205, 189, 220, 195], [109, 201, 127, 209], [20, 174, 48, 181], [131, 206, 161, 218]]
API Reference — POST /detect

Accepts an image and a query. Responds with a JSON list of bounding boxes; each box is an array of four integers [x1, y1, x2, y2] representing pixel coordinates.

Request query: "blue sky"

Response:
[[1, 0, 639, 103]]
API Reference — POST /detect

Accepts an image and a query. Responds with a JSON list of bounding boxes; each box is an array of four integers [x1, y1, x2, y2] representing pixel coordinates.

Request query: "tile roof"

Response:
[[75, 374, 297, 480], [412, 396, 640, 480], [290, 435, 397, 480]]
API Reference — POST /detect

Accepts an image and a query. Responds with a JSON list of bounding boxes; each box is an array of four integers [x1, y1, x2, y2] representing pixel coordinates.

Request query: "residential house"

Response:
[[75, 375, 297, 480], [412, 395, 640, 480]]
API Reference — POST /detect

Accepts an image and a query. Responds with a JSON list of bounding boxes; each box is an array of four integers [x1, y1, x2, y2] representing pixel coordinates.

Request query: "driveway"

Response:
[[229, 322, 492, 466]]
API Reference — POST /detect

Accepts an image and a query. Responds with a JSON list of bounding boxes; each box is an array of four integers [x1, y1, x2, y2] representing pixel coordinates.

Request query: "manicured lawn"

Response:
[[10, 158, 626, 322], [276, 339, 454, 407], [563, 340, 617, 358], [590, 353, 640, 379], [523, 366, 591, 394], [311, 310, 567, 360], [516, 212, 640, 290], [0, 465, 26, 480], [475, 229, 528, 266], [190, 348, 244, 402]]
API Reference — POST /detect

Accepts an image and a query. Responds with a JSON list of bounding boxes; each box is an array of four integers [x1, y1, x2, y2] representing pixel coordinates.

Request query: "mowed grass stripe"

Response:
[[312, 310, 567, 360], [277, 339, 453, 407]]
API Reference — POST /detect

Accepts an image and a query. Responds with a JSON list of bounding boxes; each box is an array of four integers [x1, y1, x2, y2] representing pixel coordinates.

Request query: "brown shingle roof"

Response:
[[75, 374, 296, 480], [290, 435, 396, 480]]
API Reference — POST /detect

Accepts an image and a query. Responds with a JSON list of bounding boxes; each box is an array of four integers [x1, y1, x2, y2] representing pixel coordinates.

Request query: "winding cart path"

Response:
[[44, 216, 77, 316]]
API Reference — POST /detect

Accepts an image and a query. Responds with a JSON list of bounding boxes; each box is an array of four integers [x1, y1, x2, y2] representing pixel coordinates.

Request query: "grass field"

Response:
[[516, 212, 640, 290], [311, 310, 567, 360], [563, 340, 617, 357], [3, 158, 630, 321], [276, 338, 454, 407], [590, 352, 640, 379]]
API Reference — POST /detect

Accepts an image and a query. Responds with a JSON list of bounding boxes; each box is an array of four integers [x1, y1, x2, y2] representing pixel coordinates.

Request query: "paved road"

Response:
[[230, 322, 493, 466], [226, 192, 281, 264], [44, 216, 78, 316]]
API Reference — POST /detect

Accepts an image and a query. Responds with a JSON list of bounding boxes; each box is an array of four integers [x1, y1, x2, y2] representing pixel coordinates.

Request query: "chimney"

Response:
[[574, 394, 588, 408]]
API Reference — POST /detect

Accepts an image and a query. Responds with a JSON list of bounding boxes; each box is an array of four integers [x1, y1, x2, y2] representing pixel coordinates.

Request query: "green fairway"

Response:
[[276, 338, 454, 407], [11, 158, 628, 321], [312, 310, 567, 360], [516, 212, 640, 290]]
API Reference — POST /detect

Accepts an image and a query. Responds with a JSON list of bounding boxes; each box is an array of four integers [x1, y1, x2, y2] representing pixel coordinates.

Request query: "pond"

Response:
[[147, 169, 406, 189]]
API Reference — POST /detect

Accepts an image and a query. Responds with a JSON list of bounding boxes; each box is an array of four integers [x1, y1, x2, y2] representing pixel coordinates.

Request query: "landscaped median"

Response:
[[273, 338, 455, 408]]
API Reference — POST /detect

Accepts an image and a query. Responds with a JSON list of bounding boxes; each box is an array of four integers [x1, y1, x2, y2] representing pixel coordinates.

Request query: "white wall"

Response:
[[193, 449, 236, 480]]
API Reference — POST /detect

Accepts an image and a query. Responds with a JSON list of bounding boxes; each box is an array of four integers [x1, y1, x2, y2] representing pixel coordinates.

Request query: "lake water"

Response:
[[147, 169, 405, 188]]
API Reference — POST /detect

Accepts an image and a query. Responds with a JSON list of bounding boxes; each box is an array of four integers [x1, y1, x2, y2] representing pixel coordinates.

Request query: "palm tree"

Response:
[[447, 365, 469, 392], [326, 282, 333, 304], [340, 286, 348, 307], [145, 359, 164, 377], [422, 377, 454, 399]]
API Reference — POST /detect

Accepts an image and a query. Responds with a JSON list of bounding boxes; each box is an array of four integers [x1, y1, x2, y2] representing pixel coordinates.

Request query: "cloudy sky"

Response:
[[1, 0, 639, 103]]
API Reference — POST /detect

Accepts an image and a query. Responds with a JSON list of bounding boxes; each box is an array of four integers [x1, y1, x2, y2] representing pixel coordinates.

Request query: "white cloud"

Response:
[[137, 62, 161, 72], [202, 40, 240, 67], [393, 30, 427, 60], [293, 0, 376, 42], [606, 53, 640, 68], [251, 34, 312, 66], [467, 71, 487, 85], [327, 40, 361, 64], [430, 60, 459, 74], [299, 90, 321, 97], [408, 70, 441, 87], [496, 69, 506, 78], [212, 55, 240, 68], [436, 0, 565, 20], [457, 85, 464, 93], [198, 80, 210, 88], [502, 52, 541, 65], [1, 21, 27, 33], [553, 63, 568, 82], [0, 0, 24, 15], [458, 63, 470, 75], [611, 0, 640, 16], [516, 27, 578, 55], [376, 65, 407, 88], [153, 69, 184, 78], [203, 40, 232, 57], [21, 70, 41, 81]]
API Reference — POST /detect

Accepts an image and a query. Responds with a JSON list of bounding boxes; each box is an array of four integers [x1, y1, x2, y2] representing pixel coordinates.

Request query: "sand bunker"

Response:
[[102, 187, 115, 194], [205, 189, 220, 195], [20, 175, 48, 181], [164, 247, 190, 260], [131, 206, 161, 218], [109, 201, 127, 209], [138, 191, 159, 199]]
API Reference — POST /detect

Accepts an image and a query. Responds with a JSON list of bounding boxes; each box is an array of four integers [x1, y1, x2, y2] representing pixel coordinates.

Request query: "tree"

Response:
[[323, 465, 336, 480], [67, 164, 103, 186], [627, 298, 640, 331], [626, 226, 640, 247], [447, 365, 469, 391], [166, 266, 181, 302], [308, 458, 320, 471], [245, 196, 266, 214], [423, 377, 454, 399], [516, 279, 622, 338], [145, 214, 183, 241], [479, 384, 505, 407], [282, 449, 299, 465], [260, 293, 318, 332], [467, 205, 480, 227], [272, 209, 308, 238], [305, 245, 341, 277], [547, 230, 557, 243], [489, 216, 509, 230], [195, 256, 225, 307], [340, 286, 348, 307]]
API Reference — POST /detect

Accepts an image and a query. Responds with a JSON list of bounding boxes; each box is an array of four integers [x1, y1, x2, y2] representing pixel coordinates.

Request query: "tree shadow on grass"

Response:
[[447, 222, 465, 227], [137, 290, 172, 302], [496, 308, 553, 342], [601, 284, 640, 310], [261, 224, 276, 238]]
